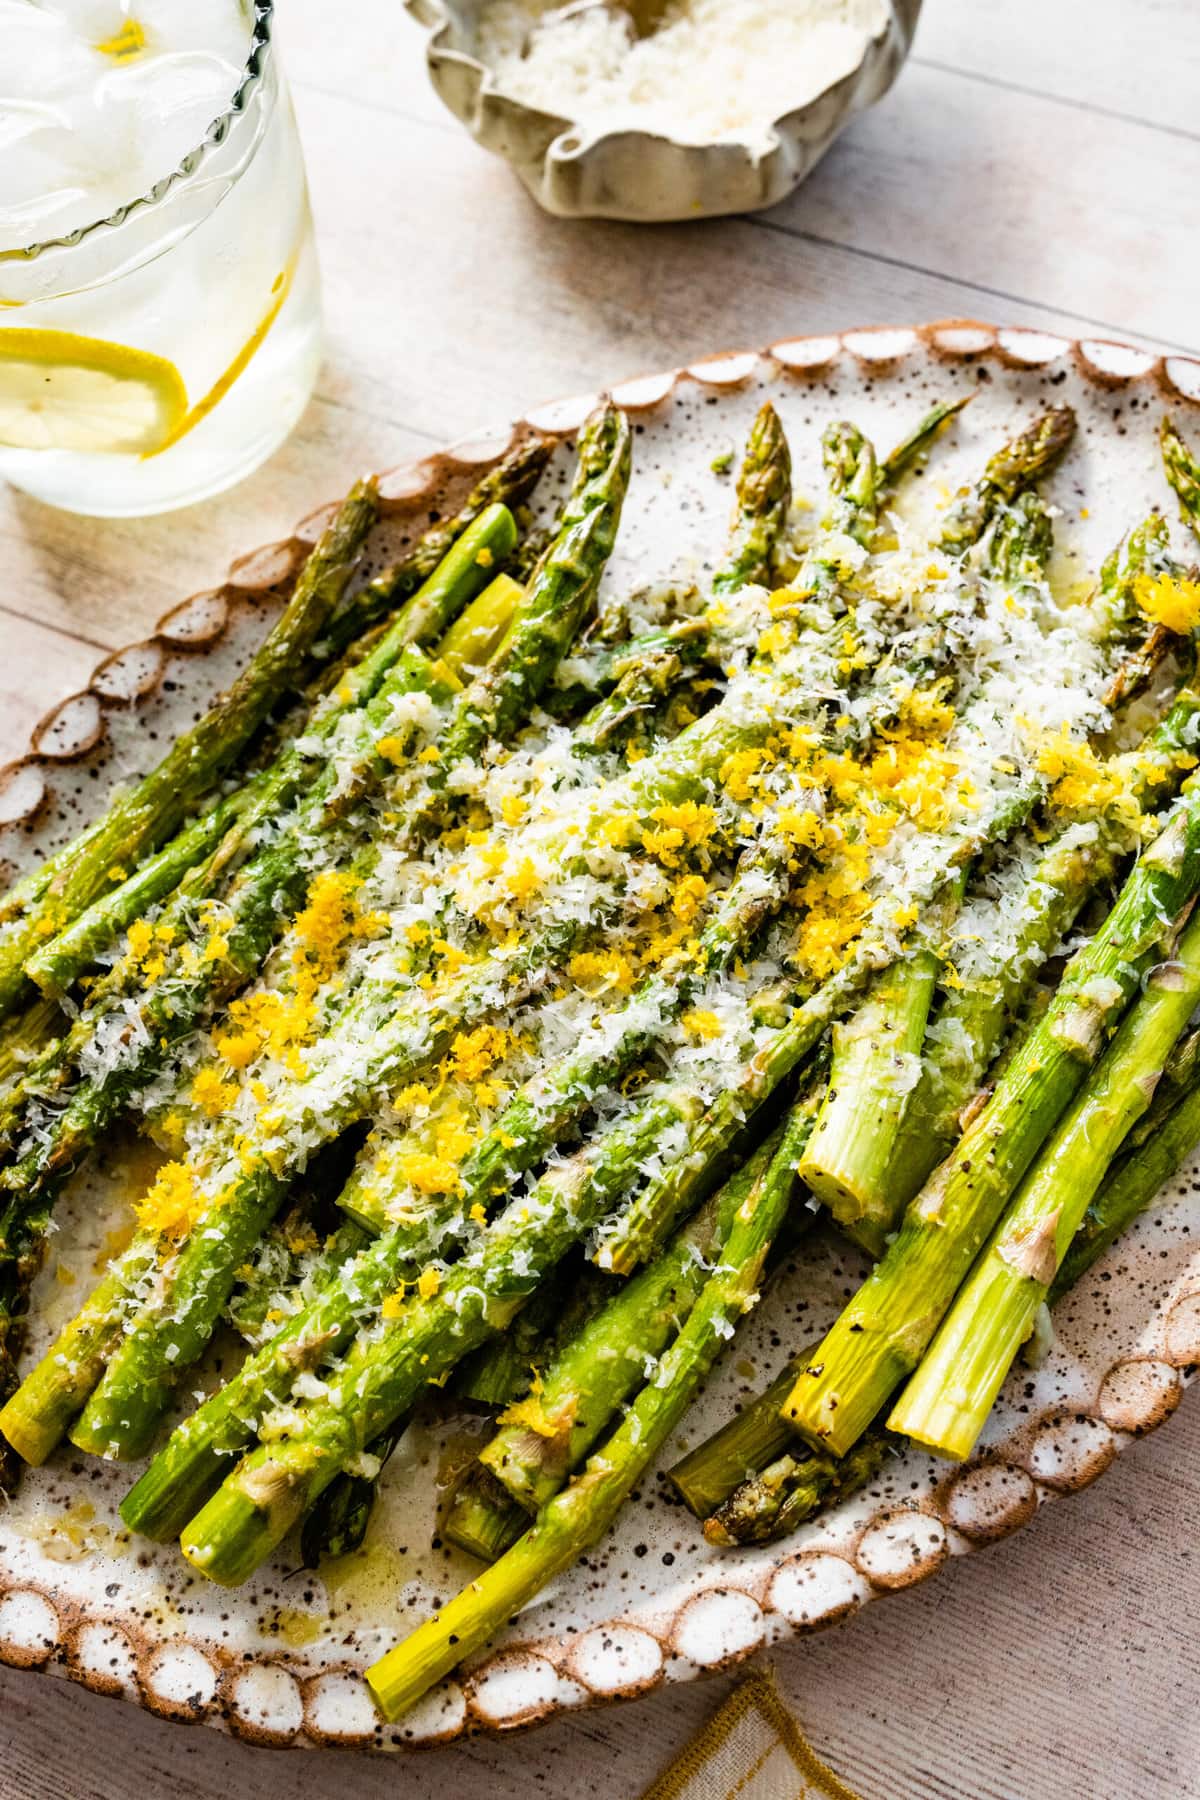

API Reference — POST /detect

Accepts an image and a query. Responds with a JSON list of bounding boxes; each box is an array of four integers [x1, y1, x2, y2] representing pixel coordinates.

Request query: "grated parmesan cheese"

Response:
[[472, 0, 886, 147]]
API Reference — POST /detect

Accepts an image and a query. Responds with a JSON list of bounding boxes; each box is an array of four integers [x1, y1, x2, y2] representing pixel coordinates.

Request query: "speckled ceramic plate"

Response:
[[0, 321, 1197, 1753]]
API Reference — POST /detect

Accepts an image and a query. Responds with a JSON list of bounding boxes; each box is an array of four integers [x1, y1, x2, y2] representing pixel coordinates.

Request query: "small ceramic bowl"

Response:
[[404, 0, 921, 222]]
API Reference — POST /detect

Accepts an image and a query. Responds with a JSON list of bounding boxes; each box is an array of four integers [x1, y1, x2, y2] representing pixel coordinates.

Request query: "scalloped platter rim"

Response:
[[0, 319, 1197, 1753]]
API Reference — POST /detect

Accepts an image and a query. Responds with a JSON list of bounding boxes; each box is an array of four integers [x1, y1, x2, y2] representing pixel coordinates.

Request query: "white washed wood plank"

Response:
[[0, 615, 106, 765], [915, 0, 1200, 138], [772, 61, 1200, 354]]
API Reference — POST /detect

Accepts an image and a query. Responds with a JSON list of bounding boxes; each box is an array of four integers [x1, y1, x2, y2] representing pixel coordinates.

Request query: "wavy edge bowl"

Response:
[[402, 0, 921, 221], [0, 320, 1197, 1753]]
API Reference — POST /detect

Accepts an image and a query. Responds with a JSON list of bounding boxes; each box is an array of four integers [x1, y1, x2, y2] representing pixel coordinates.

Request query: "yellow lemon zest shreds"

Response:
[[672, 872, 710, 925], [469, 1202, 487, 1224], [123, 914, 171, 983], [417, 1267, 441, 1299], [776, 806, 824, 852], [418, 744, 441, 764], [568, 947, 637, 994], [889, 682, 957, 741], [190, 1067, 238, 1118], [718, 745, 773, 804], [374, 733, 409, 766], [134, 1160, 205, 1240], [1134, 570, 1200, 635], [500, 792, 527, 826], [431, 937, 468, 972], [641, 800, 719, 869], [285, 1222, 320, 1257], [396, 1151, 461, 1196], [126, 918, 153, 960], [494, 857, 541, 903], [446, 1025, 510, 1083], [291, 870, 363, 988], [395, 1080, 433, 1114], [1030, 725, 1137, 822], [681, 1009, 723, 1042], [202, 931, 229, 964], [499, 1374, 574, 1442], [381, 1290, 406, 1320]]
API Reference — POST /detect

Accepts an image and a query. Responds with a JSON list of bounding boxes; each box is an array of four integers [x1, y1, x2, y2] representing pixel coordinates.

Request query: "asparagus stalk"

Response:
[[441, 1465, 529, 1563], [890, 902, 1200, 1460], [668, 1349, 811, 1518], [798, 872, 966, 1233], [0, 481, 381, 1022], [935, 406, 1074, 556], [783, 774, 1200, 1459], [363, 1092, 813, 1719], [436, 574, 526, 679], [1050, 1057, 1200, 1300], [711, 402, 792, 594]]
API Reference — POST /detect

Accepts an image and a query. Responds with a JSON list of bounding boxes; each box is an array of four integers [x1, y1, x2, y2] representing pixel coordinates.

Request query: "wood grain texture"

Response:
[[0, 1, 1198, 1794]]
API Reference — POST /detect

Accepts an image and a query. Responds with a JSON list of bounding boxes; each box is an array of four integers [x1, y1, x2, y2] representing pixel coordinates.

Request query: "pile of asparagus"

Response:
[[1, 390, 1199, 1723]]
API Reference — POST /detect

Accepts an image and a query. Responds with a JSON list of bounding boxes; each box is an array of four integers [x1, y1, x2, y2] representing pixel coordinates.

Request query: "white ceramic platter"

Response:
[[0, 321, 1197, 1752]]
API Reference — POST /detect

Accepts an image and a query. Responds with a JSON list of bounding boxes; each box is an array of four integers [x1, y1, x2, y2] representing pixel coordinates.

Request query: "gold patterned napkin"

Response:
[[640, 1665, 864, 1800]]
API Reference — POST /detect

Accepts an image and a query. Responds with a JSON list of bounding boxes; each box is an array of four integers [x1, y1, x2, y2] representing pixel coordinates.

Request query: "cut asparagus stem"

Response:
[[798, 874, 967, 1232], [436, 574, 526, 678], [783, 773, 1200, 1459], [667, 1348, 814, 1519], [0, 480, 381, 1022], [704, 1434, 890, 1548], [363, 1093, 813, 1719], [889, 902, 1200, 1461], [441, 1465, 529, 1562]]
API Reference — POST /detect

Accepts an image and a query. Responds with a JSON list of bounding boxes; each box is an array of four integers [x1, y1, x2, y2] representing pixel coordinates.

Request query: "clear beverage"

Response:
[[0, 0, 322, 516]]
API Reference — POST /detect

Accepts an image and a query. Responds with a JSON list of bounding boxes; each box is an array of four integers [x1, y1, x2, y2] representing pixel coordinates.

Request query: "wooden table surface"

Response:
[[2, 2, 1199, 1794]]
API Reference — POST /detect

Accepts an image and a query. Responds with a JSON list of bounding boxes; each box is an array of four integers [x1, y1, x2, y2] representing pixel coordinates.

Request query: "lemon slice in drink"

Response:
[[0, 329, 188, 455]]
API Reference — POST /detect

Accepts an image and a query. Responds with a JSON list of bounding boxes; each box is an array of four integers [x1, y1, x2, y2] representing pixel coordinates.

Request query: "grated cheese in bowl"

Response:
[[472, 0, 890, 147]]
